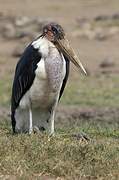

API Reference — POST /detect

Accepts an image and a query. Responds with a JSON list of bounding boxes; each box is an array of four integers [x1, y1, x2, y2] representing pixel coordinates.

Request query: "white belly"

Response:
[[20, 50, 66, 109], [29, 58, 57, 108]]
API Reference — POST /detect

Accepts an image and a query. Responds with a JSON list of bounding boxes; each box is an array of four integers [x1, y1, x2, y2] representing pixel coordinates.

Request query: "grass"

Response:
[[0, 75, 12, 107], [61, 74, 119, 107], [0, 69, 119, 179], [0, 120, 119, 179]]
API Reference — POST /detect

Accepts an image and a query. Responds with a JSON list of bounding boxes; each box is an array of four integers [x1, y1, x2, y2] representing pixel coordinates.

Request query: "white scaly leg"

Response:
[[29, 107, 33, 134], [48, 90, 62, 136], [48, 98, 59, 136], [49, 110, 55, 136]]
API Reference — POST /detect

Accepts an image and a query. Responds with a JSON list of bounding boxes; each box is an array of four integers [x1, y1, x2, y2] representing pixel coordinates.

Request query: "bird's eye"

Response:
[[52, 27, 58, 34]]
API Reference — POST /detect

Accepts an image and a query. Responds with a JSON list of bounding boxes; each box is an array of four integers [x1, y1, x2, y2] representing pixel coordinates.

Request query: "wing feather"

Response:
[[11, 44, 41, 113], [11, 44, 41, 132], [59, 54, 70, 100]]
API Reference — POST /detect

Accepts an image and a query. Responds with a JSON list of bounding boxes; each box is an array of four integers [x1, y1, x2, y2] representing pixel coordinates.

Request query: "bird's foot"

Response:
[[33, 126, 46, 134], [33, 126, 39, 134], [29, 128, 33, 135], [49, 132, 55, 137]]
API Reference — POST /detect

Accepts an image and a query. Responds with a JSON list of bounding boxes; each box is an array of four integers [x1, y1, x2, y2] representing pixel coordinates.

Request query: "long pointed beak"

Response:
[[55, 37, 87, 75]]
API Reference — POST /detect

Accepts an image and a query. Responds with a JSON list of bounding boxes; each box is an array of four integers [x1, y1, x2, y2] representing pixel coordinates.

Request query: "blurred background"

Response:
[[0, 0, 119, 129]]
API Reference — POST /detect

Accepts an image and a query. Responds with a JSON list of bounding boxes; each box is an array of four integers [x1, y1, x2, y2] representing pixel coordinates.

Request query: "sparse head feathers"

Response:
[[43, 22, 65, 41]]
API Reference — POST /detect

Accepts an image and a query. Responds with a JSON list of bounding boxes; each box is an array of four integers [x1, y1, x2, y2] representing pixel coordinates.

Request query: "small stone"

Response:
[[15, 16, 31, 27], [100, 58, 115, 68], [112, 13, 119, 20], [94, 15, 109, 21]]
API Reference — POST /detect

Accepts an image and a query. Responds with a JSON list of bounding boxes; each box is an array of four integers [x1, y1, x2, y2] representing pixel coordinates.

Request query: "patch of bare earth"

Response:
[[56, 106, 119, 128], [1, 105, 119, 127]]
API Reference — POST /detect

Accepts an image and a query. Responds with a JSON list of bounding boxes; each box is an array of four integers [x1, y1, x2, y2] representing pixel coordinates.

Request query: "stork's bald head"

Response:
[[43, 23, 65, 42], [42, 22, 87, 75]]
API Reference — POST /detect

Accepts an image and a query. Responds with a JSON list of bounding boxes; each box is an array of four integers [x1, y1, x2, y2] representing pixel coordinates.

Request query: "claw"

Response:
[[33, 126, 39, 134]]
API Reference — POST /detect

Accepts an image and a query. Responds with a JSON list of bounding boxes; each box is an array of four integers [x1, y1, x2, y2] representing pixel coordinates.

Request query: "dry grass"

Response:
[[0, 120, 119, 179], [0, 70, 119, 179], [0, 119, 119, 179]]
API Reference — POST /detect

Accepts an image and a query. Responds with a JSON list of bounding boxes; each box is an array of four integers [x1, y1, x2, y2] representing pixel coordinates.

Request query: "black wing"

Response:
[[59, 54, 70, 100], [11, 44, 41, 132]]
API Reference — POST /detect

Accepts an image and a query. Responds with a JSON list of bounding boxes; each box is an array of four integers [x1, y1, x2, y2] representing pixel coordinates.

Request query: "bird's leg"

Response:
[[48, 91, 62, 136], [49, 110, 55, 136], [48, 102, 57, 136], [48, 93, 61, 136], [29, 107, 33, 134]]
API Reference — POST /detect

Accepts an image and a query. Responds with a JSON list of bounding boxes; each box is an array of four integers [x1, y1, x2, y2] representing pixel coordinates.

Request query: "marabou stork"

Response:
[[11, 22, 87, 135]]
